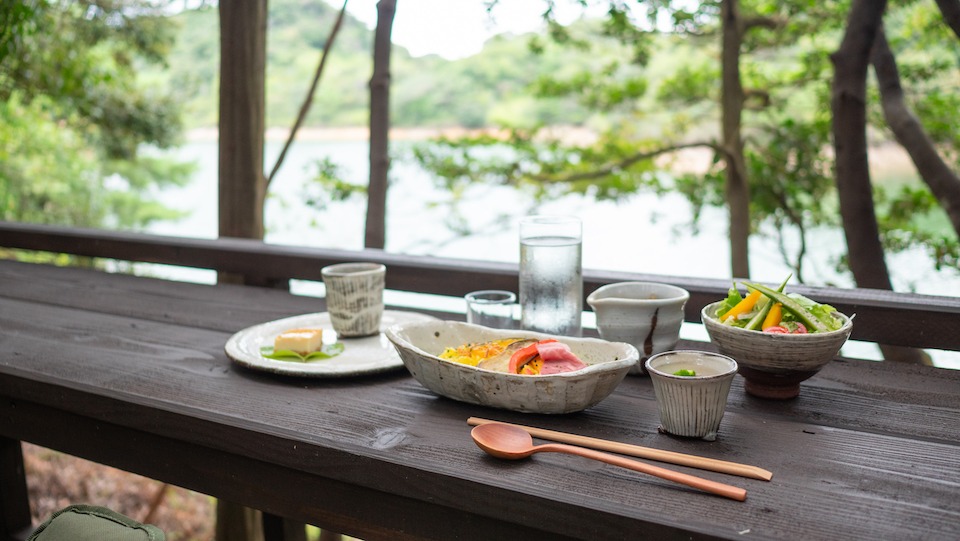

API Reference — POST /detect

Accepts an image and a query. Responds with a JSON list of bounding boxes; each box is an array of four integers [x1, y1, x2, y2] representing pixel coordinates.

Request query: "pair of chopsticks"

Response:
[[467, 417, 773, 481]]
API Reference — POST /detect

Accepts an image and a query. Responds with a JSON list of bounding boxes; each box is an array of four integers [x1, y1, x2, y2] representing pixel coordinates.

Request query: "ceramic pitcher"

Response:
[[587, 281, 689, 375]]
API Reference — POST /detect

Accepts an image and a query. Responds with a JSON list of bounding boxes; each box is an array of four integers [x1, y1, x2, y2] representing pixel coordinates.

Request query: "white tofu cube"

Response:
[[274, 328, 323, 355]]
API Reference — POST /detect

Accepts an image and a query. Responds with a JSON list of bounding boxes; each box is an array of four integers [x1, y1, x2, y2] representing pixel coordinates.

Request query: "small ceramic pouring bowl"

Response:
[[587, 282, 689, 375], [645, 350, 738, 442]]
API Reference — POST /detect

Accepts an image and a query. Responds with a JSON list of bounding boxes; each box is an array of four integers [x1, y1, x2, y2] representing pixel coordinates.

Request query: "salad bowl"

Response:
[[701, 301, 853, 399], [386, 320, 638, 413]]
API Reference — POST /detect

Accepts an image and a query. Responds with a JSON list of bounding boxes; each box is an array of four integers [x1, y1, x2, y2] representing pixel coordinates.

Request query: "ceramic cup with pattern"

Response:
[[321, 262, 386, 337], [645, 350, 738, 441]]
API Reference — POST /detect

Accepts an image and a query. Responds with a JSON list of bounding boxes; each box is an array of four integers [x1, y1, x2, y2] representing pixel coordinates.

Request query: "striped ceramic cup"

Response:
[[645, 350, 738, 441]]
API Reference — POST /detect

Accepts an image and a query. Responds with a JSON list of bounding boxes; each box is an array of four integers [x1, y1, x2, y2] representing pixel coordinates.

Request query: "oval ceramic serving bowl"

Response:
[[386, 320, 638, 414], [701, 301, 853, 399]]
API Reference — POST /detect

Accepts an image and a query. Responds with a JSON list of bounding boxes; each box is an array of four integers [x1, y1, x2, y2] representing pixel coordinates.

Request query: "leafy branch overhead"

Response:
[[414, 0, 959, 289], [1, 1, 191, 235]]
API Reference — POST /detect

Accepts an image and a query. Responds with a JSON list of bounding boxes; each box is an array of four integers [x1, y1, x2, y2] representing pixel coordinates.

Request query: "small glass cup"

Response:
[[519, 215, 583, 337], [645, 350, 738, 441], [465, 290, 517, 329], [321, 262, 386, 337]]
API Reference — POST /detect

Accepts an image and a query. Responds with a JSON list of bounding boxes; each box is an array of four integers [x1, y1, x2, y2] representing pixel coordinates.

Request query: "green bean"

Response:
[[741, 281, 828, 333]]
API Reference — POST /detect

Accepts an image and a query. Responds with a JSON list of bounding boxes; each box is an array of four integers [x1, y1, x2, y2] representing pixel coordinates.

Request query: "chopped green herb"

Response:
[[673, 369, 697, 377]]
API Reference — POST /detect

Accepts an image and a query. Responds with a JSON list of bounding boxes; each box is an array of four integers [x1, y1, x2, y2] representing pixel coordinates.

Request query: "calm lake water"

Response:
[[145, 137, 959, 368]]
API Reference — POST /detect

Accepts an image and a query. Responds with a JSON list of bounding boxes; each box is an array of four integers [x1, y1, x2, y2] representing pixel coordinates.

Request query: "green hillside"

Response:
[[157, 0, 641, 130]]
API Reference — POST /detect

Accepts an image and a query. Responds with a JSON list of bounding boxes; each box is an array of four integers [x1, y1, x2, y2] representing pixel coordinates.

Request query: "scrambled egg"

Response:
[[438, 338, 520, 367]]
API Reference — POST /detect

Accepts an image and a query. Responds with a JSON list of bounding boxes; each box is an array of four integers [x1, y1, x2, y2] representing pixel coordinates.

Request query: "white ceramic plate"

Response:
[[226, 310, 438, 377]]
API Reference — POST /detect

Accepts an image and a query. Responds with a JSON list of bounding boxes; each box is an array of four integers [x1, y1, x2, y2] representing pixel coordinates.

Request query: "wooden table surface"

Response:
[[1, 260, 958, 541]]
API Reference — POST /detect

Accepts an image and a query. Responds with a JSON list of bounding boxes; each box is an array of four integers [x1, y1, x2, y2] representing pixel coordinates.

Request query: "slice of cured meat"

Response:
[[535, 341, 587, 374]]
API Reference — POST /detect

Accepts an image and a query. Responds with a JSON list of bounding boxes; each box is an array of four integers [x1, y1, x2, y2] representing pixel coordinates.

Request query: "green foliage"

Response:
[[875, 184, 960, 271], [411, 0, 958, 286], [3, 1, 184, 155], [303, 157, 366, 212], [0, 95, 101, 226], [0, 0, 192, 242], [0, 1, 37, 66], [155, 0, 650, 130]]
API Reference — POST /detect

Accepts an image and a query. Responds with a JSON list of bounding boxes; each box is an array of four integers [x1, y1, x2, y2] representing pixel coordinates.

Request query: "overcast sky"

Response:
[[328, 0, 602, 60]]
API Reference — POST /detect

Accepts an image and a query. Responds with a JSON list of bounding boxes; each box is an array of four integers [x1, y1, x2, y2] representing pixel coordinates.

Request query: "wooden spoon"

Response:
[[471, 423, 747, 502]]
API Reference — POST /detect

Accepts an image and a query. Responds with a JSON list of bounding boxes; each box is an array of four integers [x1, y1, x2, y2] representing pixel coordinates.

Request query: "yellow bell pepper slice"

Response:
[[722, 290, 762, 322], [762, 302, 783, 330]]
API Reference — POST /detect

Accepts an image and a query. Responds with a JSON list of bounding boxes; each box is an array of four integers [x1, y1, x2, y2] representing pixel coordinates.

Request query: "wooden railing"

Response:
[[2, 220, 959, 352]]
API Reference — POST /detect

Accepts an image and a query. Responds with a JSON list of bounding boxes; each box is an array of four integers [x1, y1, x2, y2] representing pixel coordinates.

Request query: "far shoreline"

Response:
[[187, 126, 510, 143], [186, 126, 918, 179], [186, 124, 602, 144]]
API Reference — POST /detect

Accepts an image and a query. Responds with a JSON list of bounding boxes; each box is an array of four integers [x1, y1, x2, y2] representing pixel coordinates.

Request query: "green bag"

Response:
[[29, 504, 165, 541]]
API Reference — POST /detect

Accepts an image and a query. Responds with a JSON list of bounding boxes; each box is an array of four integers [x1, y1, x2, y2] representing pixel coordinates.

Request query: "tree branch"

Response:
[[935, 0, 960, 39], [742, 15, 785, 31], [266, 0, 349, 188], [743, 88, 771, 109], [531, 141, 723, 184], [871, 25, 960, 239], [770, 184, 808, 283]]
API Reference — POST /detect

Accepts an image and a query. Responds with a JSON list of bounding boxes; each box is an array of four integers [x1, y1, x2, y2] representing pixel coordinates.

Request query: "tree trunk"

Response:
[[935, 0, 960, 38], [721, 0, 751, 279], [830, 0, 889, 290], [365, 0, 396, 249], [871, 27, 960, 239], [218, 0, 269, 290], [219, 0, 266, 244], [831, 0, 927, 363]]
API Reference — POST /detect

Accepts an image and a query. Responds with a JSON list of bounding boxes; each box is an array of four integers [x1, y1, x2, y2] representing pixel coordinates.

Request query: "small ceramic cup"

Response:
[[645, 350, 738, 442], [587, 281, 689, 375], [465, 290, 517, 329], [321, 262, 386, 337]]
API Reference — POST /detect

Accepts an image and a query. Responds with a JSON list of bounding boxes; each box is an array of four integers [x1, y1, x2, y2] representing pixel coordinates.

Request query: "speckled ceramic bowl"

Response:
[[701, 301, 853, 399], [386, 321, 638, 414]]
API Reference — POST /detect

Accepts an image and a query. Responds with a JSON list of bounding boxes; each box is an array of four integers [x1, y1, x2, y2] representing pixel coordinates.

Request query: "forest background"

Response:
[[3, 0, 959, 348]]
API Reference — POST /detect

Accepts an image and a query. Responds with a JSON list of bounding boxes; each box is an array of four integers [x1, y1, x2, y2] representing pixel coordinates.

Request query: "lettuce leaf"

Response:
[[787, 293, 843, 331], [715, 285, 744, 319], [260, 342, 346, 362]]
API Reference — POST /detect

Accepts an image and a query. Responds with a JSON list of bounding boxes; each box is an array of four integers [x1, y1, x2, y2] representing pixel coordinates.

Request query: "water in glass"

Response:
[[520, 233, 582, 336]]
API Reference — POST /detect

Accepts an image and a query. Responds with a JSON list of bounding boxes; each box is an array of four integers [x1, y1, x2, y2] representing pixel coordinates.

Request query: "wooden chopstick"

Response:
[[467, 417, 773, 481]]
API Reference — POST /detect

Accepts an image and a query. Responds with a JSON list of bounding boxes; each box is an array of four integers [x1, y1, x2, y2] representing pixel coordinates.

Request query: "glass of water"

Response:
[[465, 290, 517, 329], [519, 215, 583, 337]]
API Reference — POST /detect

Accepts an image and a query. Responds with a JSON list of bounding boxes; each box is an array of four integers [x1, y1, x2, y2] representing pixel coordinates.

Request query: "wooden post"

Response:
[[261, 513, 306, 541], [214, 1, 280, 538], [0, 438, 32, 541], [216, 501, 263, 541], [218, 0, 270, 288]]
